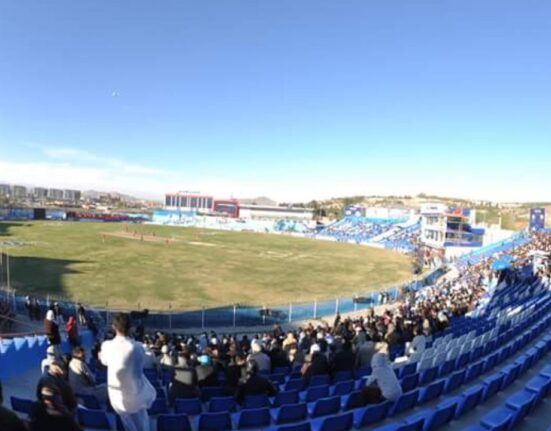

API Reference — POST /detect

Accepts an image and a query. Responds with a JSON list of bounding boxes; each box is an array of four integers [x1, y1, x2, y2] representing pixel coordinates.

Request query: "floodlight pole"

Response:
[[6, 252, 10, 290], [313, 299, 317, 320], [288, 303, 292, 323]]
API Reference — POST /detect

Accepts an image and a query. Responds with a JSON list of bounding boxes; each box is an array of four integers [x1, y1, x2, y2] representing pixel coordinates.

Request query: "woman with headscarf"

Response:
[[361, 349, 403, 404], [235, 360, 277, 403], [44, 310, 61, 356], [66, 316, 79, 348]]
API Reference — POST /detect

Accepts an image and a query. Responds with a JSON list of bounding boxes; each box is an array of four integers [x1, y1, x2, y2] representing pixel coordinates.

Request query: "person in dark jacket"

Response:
[[43, 310, 61, 355], [236, 360, 277, 403], [168, 353, 200, 405], [301, 344, 329, 379], [225, 353, 246, 394], [195, 355, 218, 387], [29, 382, 81, 431], [36, 362, 77, 414], [331, 340, 356, 374], [0, 381, 28, 431]]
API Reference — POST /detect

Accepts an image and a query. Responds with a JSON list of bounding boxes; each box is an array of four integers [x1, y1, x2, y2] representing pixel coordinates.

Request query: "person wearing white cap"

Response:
[[40, 345, 58, 375]]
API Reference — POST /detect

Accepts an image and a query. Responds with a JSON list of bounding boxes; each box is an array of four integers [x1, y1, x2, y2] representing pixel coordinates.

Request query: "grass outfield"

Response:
[[0, 221, 413, 310]]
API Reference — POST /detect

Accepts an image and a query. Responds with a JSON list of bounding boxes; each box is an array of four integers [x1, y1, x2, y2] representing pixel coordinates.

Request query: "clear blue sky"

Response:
[[1, 0, 550, 202]]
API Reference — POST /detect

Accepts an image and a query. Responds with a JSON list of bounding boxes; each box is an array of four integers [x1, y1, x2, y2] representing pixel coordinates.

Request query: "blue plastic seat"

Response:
[[198, 412, 232, 431], [401, 373, 419, 392], [309, 396, 341, 418], [157, 413, 192, 431], [352, 401, 390, 428], [444, 369, 465, 393], [272, 403, 308, 424], [481, 373, 504, 402], [455, 384, 484, 418], [505, 389, 537, 428], [426, 398, 458, 431], [75, 393, 101, 409], [399, 362, 418, 379], [270, 373, 287, 385], [273, 390, 300, 407], [455, 352, 470, 369], [310, 374, 331, 387], [311, 411, 353, 431], [237, 407, 271, 429], [465, 362, 484, 382], [174, 398, 202, 415], [418, 379, 444, 404], [342, 390, 364, 411], [333, 380, 354, 396], [10, 397, 34, 415], [208, 396, 237, 412], [388, 390, 419, 417], [269, 423, 311, 431], [525, 374, 551, 403], [419, 367, 438, 385], [480, 406, 515, 431], [305, 385, 330, 402], [201, 386, 226, 401], [499, 363, 520, 390], [438, 359, 455, 377], [148, 398, 169, 415], [77, 407, 111, 430], [244, 394, 270, 409], [354, 366, 371, 379], [334, 371, 353, 382], [285, 379, 306, 392]]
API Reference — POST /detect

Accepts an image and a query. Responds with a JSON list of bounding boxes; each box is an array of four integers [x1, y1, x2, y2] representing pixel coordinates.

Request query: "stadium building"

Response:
[[239, 204, 314, 220], [420, 203, 486, 257], [164, 191, 214, 213]]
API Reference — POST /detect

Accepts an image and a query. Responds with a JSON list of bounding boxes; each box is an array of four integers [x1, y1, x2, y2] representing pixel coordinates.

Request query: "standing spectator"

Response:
[[168, 352, 200, 405], [25, 295, 33, 320], [195, 355, 218, 387], [76, 303, 87, 326], [0, 381, 27, 431], [43, 310, 61, 357], [66, 316, 79, 348], [100, 313, 156, 431], [29, 382, 82, 431]]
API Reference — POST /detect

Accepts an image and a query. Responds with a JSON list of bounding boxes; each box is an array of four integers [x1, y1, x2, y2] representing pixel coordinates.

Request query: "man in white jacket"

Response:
[[100, 313, 156, 431]]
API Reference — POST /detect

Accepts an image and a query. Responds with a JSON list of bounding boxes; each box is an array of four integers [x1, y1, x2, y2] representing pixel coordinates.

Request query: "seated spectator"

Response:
[[355, 332, 375, 368], [0, 380, 27, 431], [248, 339, 271, 372], [196, 355, 218, 387], [301, 344, 329, 379], [37, 361, 77, 414], [168, 351, 200, 405], [331, 339, 355, 374], [268, 340, 289, 371], [362, 349, 402, 404], [225, 353, 246, 394], [236, 360, 277, 403], [68, 346, 107, 403], [406, 327, 426, 357], [142, 342, 159, 371], [41, 345, 59, 375], [159, 345, 174, 368], [29, 382, 82, 431]]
